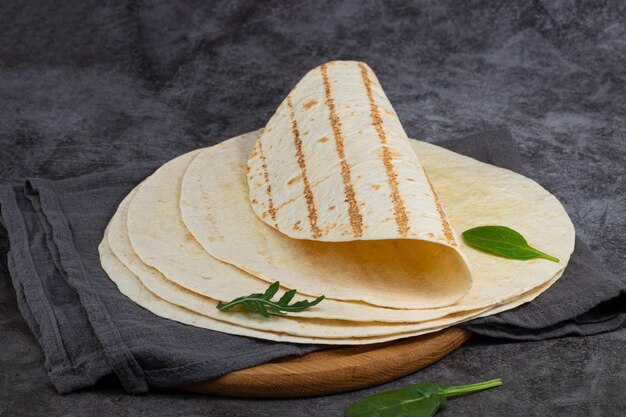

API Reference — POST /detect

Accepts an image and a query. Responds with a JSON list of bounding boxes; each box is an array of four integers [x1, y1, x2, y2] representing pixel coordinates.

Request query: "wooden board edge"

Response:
[[181, 328, 471, 398]]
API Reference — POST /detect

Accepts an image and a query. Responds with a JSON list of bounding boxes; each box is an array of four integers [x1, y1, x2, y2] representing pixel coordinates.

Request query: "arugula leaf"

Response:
[[462, 226, 559, 263], [346, 378, 502, 417], [216, 281, 324, 318]]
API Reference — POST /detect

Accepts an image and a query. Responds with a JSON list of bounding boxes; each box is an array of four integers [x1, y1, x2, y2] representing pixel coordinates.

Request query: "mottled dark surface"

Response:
[[1, 1, 624, 416]]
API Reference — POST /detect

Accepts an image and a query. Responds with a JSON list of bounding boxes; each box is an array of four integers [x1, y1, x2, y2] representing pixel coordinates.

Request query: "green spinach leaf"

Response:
[[346, 378, 502, 417], [462, 226, 559, 262], [216, 281, 324, 318]]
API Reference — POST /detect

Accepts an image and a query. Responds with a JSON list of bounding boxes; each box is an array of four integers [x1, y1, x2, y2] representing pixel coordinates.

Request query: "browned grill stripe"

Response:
[[320, 63, 363, 237], [287, 96, 321, 238], [422, 168, 457, 246], [257, 141, 278, 228], [359, 62, 410, 237]]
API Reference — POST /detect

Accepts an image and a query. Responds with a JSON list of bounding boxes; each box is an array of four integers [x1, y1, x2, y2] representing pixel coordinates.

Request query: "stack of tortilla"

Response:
[[100, 61, 575, 344]]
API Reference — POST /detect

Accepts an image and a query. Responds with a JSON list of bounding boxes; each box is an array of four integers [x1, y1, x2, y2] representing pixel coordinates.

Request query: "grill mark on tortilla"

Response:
[[359, 62, 410, 237], [320, 63, 363, 237], [302, 99, 318, 110], [274, 195, 298, 212], [422, 168, 457, 246], [257, 141, 278, 228], [273, 173, 336, 214], [287, 96, 321, 238]]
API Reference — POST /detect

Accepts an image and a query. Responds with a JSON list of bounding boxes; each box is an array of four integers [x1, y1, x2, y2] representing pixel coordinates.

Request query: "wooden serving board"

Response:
[[182, 327, 470, 398]]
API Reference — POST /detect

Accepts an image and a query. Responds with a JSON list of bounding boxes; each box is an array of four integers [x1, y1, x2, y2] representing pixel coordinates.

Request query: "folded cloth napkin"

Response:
[[1, 130, 624, 394]]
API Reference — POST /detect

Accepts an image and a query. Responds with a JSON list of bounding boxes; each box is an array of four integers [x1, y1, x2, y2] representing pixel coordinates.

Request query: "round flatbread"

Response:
[[124, 139, 568, 324], [101, 228, 563, 344], [180, 131, 574, 314], [114, 187, 491, 338]]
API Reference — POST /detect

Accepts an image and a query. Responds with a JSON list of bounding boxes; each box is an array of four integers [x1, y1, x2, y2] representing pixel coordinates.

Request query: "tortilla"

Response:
[[101, 229, 563, 344], [180, 131, 574, 312], [107, 155, 568, 339], [115, 187, 488, 338], [99, 235, 393, 344], [125, 137, 572, 325], [244, 61, 471, 308], [126, 147, 461, 323], [99, 60, 576, 344]]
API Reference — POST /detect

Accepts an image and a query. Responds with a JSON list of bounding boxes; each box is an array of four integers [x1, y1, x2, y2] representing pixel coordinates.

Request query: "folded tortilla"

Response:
[[244, 61, 471, 308]]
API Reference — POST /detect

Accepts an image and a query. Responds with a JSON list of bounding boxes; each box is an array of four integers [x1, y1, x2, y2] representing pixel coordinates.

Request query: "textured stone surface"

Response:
[[0, 1, 624, 416]]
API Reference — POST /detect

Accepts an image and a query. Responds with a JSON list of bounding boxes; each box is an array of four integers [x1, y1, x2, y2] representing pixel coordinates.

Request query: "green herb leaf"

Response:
[[216, 281, 324, 317], [462, 226, 560, 263], [346, 378, 502, 417]]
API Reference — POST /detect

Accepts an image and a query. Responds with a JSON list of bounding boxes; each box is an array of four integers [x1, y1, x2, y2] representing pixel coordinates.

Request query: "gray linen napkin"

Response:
[[1, 130, 624, 394]]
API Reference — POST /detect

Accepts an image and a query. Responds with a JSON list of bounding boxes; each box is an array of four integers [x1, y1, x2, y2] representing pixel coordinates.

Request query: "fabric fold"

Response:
[[24, 178, 148, 393], [0, 185, 111, 393]]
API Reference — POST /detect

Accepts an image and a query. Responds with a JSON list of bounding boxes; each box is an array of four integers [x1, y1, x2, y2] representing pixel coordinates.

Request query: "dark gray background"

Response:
[[1, 1, 624, 416]]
